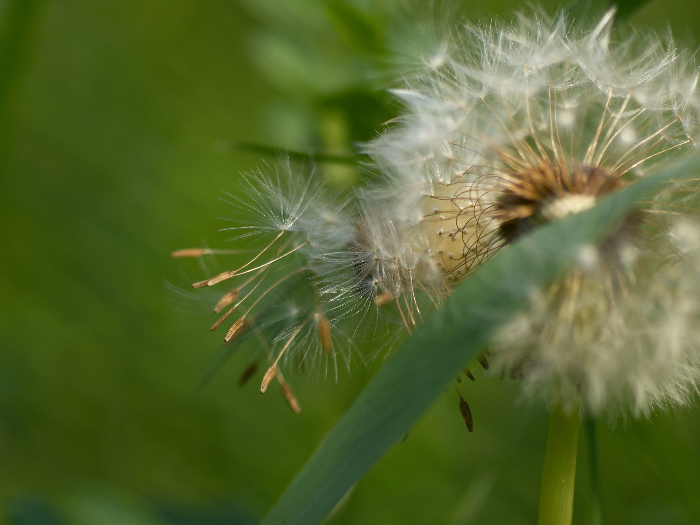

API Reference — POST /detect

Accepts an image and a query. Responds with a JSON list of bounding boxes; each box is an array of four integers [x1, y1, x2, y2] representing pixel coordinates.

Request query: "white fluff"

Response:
[[356, 8, 700, 415]]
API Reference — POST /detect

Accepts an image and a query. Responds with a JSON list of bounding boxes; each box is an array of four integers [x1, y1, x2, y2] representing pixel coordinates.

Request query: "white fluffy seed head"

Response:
[[493, 226, 700, 417], [179, 9, 700, 416], [359, 8, 700, 415]]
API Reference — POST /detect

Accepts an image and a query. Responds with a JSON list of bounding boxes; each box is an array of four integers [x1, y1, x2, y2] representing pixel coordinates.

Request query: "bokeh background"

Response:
[[2, 0, 700, 524]]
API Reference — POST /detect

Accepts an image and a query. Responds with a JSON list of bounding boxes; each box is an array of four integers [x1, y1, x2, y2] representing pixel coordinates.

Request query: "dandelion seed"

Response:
[[171, 248, 250, 258], [260, 365, 277, 394], [280, 379, 302, 414], [210, 306, 236, 332], [172, 248, 211, 258], [373, 291, 394, 306], [226, 317, 247, 342], [205, 271, 235, 287], [316, 312, 334, 354], [215, 288, 240, 313]]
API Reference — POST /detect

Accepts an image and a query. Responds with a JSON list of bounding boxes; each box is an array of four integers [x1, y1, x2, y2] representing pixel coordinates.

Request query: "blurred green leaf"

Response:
[[251, 31, 362, 96], [62, 493, 166, 525], [261, 156, 700, 525], [324, 2, 385, 56], [225, 142, 363, 166], [614, 0, 653, 19], [565, 0, 614, 21], [0, 0, 40, 157], [565, 0, 652, 22]]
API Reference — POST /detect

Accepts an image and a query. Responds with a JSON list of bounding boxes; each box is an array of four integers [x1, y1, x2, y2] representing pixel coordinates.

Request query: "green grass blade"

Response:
[[261, 157, 700, 525]]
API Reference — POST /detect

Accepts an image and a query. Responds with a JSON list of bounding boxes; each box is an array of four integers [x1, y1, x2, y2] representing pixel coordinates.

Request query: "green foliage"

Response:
[[2, 1, 700, 524]]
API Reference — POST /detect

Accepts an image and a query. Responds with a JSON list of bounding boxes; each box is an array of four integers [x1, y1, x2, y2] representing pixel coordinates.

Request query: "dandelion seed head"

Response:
[[362, 8, 700, 415], [176, 8, 700, 416]]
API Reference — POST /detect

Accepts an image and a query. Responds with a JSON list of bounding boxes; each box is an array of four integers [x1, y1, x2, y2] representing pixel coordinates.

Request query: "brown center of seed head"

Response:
[[495, 163, 626, 244]]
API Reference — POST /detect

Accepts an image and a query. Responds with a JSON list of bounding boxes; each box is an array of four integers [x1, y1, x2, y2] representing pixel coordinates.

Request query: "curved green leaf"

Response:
[[261, 156, 700, 525]]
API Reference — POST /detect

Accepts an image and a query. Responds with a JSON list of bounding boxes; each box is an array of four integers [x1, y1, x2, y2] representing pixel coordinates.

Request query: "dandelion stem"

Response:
[[538, 405, 580, 525]]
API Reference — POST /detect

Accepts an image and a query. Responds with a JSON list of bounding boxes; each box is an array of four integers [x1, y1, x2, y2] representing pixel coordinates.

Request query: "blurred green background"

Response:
[[2, 0, 700, 523]]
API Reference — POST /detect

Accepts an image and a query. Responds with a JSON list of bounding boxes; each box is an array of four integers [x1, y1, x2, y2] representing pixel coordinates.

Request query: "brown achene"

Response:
[[495, 163, 626, 243]]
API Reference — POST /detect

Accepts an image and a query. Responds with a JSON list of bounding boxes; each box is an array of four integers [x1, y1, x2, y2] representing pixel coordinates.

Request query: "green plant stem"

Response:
[[538, 405, 581, 525]]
